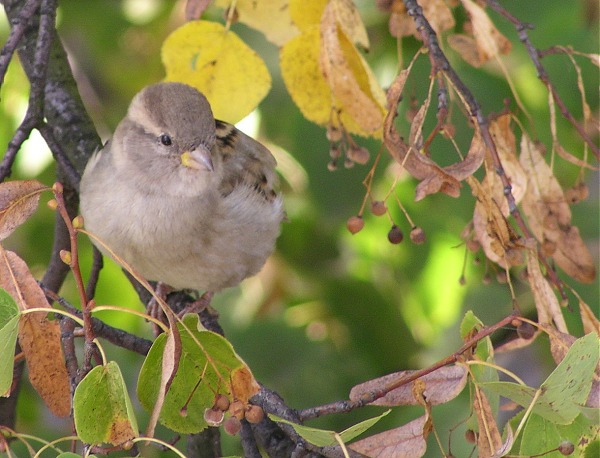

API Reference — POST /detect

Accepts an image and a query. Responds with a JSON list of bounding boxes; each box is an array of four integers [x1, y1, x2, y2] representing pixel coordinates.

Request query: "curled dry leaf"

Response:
[[0, 180, 49, 241], [578, 299, 600, 335], [473, 384, 503, 457], [146, 306, 181, 437], [349, 365, 467, 406], [519, 134, 596, 283], [447, 34, 483, 67], [526, 245, 568, 333], [384, 70, 487, 201], [320, 2, 386, 135], [350, 414, 429, 458], [458, 0, 511, 65], [18, 312, 71, 417], [469, 176, 523, 268]]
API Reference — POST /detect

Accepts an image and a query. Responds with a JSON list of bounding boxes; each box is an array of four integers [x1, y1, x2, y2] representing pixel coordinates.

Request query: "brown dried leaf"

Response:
[[349, 365, 468, 406], [526, 246, 568, 333], [495, 330, 540, 353], [544, 326, 576, 365], [548, 92, 599, 170], [487, 115, 527, 212], [350, 415, 429, 458], [231, 365, 260, 402], [0, 247, 48, 312], [146, 308, 181, 437], [447, 33, 482, 67], [320, 3, 385, 135], [18, 312, 70, 417], [473, 384, 503, 457], [185, 0, 212, 20], [385, 71, 489, 200], [579, 299, 600, 335], [389, 0, 454, 38], [460, 0, 511, 64], [470, 176, 523, 268], [520, 134, 596, 283], [0, 180, 49, 241]]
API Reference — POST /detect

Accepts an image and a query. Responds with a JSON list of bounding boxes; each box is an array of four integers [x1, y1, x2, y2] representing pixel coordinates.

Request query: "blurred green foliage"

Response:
[[0, 0, 597, 456]]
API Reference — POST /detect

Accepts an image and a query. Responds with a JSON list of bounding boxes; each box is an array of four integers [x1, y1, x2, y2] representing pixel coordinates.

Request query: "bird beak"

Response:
[[180, 146, 214, 172]]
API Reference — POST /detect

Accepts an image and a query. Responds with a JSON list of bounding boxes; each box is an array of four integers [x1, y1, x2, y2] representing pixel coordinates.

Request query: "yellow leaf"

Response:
[[320, 3, 385, 136], [214, 0, 298, 46], [330, 0, 369, 49], [162, 21, 271, 123], [280, 27, 333, 126], [289, 0, 328, 31]]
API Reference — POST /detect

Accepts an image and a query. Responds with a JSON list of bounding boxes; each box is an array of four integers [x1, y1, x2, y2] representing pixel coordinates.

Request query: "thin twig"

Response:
[[401, 0, 568, 300], [486, 0, 599, 160], [298, 311, 519, 421]]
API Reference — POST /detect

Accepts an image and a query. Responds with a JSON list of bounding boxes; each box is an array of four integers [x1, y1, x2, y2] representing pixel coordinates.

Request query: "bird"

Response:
[[79, 82, 284, 315]]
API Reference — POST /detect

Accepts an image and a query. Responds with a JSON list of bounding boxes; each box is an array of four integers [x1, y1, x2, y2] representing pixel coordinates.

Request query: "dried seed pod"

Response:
[[370, 200, 387, 216], [326, 124, 343, 142], [347, 216, 365, 234], [213, 393, 230, 412], [223, 416, 241, 435], [387, 225, 404, 244], [204, 407, 224, 426], [245, 404, 265, 424], [558, 440, 575, 455], [347, 145, 370, 165], [516, 322, 536, 340], [329, 143, 342, 159], [229, 399, 246, 420]]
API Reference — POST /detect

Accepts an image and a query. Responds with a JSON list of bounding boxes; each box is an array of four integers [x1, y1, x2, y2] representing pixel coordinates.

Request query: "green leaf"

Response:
[[0, 288, 20, 396], [73, 361, 138, 445], [483, 333, 600, 425], [269, 409, 390, 447], [520, 413, 598, 457], [137, 314, 259, 434]]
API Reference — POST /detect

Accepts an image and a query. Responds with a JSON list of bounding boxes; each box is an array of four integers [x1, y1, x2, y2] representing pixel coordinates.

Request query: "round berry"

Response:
[[347, 145, 370, 164], [387, 225, 404, 244], [410, 226, 426, 244], [223, 416, 241, 436], [204, 407, 224, 426], [517, 322, 536, 340], [229, 399, 246, 420], [347, 215, 365, 234], [213, 393, 230, 412], [370, 200, 387, 216], [245, 405, 265, 424], [558, 440, 575, 455]]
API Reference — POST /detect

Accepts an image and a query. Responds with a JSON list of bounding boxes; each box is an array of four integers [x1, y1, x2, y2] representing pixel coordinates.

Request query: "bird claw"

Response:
[[178, 291, 218, 318]]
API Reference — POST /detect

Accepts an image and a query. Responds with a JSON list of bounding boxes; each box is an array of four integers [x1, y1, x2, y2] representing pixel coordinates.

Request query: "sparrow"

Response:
[[79, 82, 284, 307]]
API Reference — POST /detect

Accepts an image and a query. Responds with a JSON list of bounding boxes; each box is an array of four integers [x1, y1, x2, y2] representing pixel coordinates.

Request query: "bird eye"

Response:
[[159, 134, 172, 146]]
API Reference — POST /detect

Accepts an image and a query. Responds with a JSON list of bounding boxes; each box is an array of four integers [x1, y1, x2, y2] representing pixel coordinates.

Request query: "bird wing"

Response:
[[214, 120, 279, 201]]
